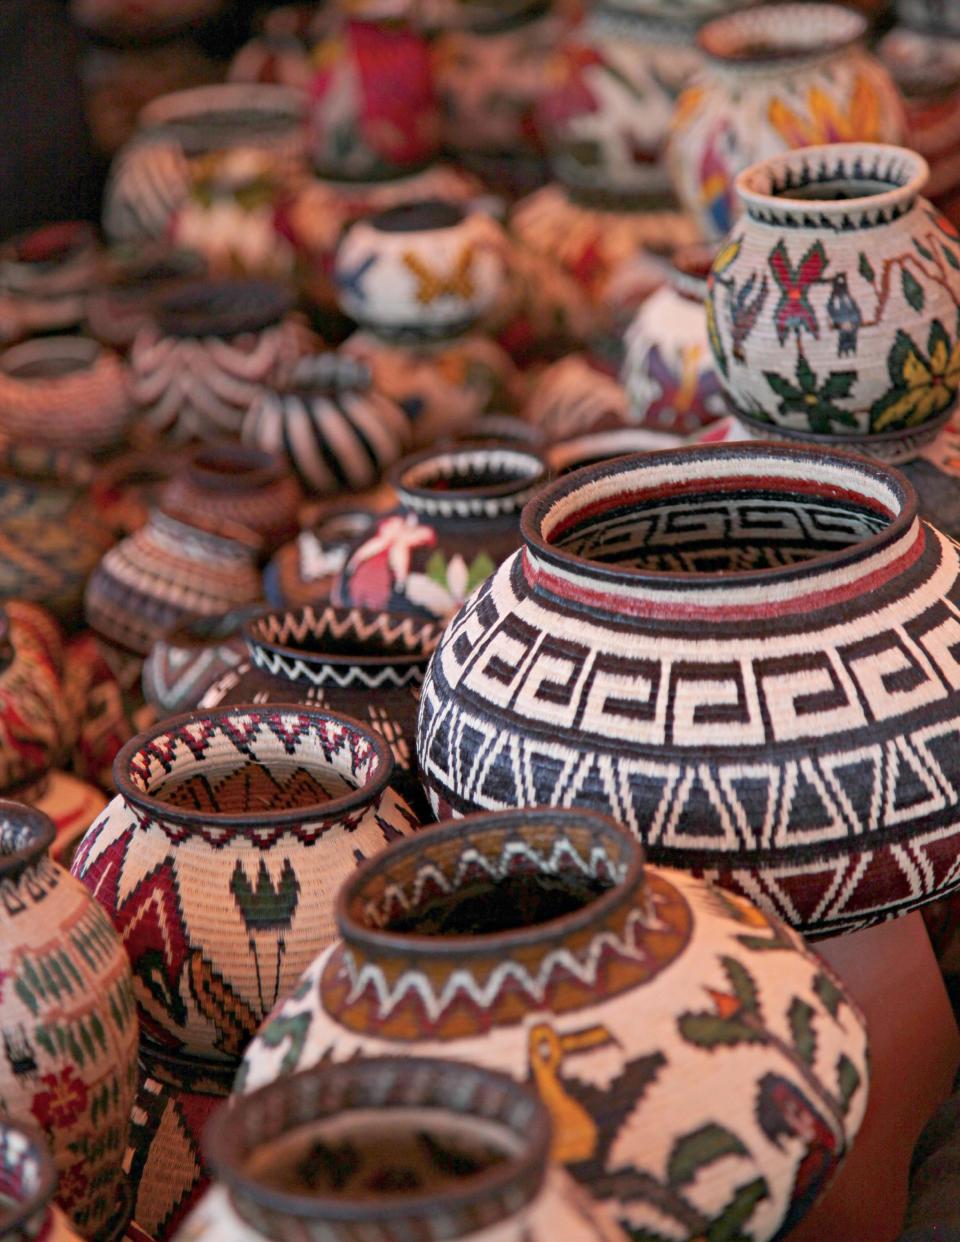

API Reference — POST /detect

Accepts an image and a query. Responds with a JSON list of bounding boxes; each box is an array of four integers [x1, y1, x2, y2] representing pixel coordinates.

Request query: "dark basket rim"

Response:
[[113, 704, 394, 831], [203, 1055, 551, 1227], [336, 806, 642, 958], [519, 441, 917, 591], [243, 603, 444, 673], [0, 800, 56, 883], [390, 441, 549, 505]]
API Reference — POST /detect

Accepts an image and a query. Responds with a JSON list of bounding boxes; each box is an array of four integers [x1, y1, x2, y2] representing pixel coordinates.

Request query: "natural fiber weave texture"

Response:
[[122, 1049, 234, 1242], [200, 604, 442, 816], [187, 1057, 625, 1242], [84, 509, 262, 659], [0, 803, 139, 1240], [0, 602, 69, 792], [72, 707, 418, 1062], [418, 443, 960, 935], [241, 808, 869, 1242]]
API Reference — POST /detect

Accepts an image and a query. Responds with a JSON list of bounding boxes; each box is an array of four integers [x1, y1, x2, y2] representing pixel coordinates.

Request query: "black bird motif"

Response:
[[3, 1027, 37, 1078], [826, 273, 863, 357]]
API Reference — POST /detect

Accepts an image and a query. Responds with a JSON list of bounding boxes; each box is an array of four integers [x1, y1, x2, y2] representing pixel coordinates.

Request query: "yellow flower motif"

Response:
[[768, 74, 882, 147], [872, 321, 960, 432]]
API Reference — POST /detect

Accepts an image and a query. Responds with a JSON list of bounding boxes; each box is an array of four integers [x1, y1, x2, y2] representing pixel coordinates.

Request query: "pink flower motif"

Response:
[[31, 1066, 89, 1131], [56, 1160, 89, 1212], [342, 514, 437, 611]]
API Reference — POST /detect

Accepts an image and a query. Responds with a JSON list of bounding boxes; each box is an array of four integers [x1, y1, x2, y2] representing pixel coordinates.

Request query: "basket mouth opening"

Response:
[[106, 251, 205, 291], [162, 606, 264, 651], [206, 1059, 548, 1229], [0, 802, 55, 876], [242, 1109, 515, 1197], [370, 863, 615, 938], [247, 606, 442, 666], [188, 443, 281, 481], [769, 178, 907, 203], [116, 708, 391, 828], [341, 810, 637, 951], [699, 3, 866, 63], [527, 446, 910, 583], [5, 220, 93, 266], [155, 279, 292, 337], [736, 144, 929, 215], [2, 337, 101, 381], [396, 446, 546, 500], [369, 199, 466, 234], [141, 83, 304, 146]]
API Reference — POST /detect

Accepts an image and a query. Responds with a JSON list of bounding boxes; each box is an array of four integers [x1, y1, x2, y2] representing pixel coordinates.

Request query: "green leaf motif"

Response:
[[929, 316, 952, 361], [945, 247, 960, 271], [763, 371, 797, 400], [884, 328, 917, 386], [902, 268, 926, 313], [231, 858, 300, 932], [466, 552, 496, 594], [795, 351, 817, 393], [425, 549, 448, 587], [820, 371, 857, 399], [67, 1029, 84, 1069], [722, 956, 759, 1015], [79, 1021, 95, 1062], [707, 1177, 770, 1242], [678, 1014, 766, 1048], [706, 290, 728, 379], [813, 971, 843, 1019], [788, 997, 817, 1065], [262, 1011, 313, 1077], [763, 358, 858, 433], [14, 977, 37, 1017], [914, 238, 935, 262], [292, 974, 314, 1002], [858, 252, 875, 283], [668, 1124, 749, 1188], [736, 929, 795, 952], [837, 1053, 862, 1114]]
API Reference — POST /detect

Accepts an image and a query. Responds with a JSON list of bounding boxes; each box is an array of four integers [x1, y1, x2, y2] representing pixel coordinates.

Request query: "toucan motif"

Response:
[[527, 1020, 665, 1171]]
